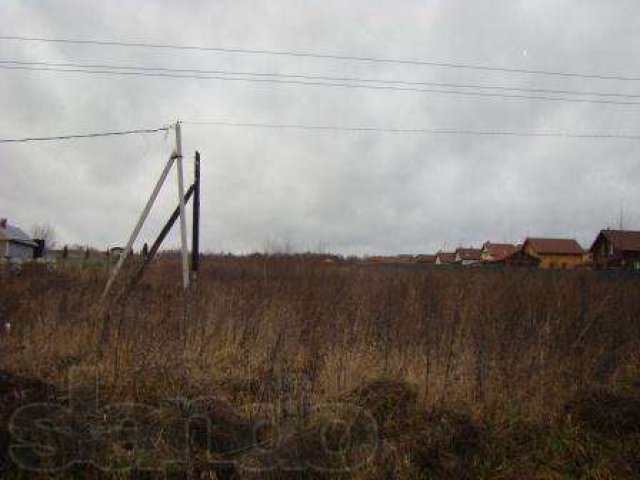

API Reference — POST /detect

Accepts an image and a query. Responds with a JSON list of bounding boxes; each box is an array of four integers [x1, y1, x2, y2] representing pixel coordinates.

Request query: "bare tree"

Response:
[[31, 223, 57, 249], [262, 237, 296, 255]]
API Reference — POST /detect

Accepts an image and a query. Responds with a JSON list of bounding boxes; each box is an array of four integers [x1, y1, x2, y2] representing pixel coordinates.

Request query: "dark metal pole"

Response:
[[149, 184, 195, 261], [191, 151, 201, 280], [126, 184, 195, 290]]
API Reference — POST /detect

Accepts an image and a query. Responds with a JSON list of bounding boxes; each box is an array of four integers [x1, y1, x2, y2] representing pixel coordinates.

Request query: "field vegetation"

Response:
[[0, 255, 639, 478]]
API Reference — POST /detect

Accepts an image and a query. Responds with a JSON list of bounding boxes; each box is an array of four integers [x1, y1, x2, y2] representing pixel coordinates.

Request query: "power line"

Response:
[[2, 121, 639, 145], [1, 34, 639, 82], [183, 120, 640, 140], [2, 59, 640, 99], [2, 64, 640, 106], [0, 126, 170, 144]]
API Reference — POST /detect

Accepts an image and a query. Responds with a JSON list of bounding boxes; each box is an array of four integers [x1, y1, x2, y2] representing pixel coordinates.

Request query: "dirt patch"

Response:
[[0, 370, 62, 471]]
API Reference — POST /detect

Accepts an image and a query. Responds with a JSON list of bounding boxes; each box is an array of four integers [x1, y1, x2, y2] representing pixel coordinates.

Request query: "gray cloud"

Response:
[[1, 0, 639, 255]]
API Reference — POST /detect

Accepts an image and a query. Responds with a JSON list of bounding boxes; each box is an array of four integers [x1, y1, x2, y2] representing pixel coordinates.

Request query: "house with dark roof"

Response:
[[494, 247, 540, 267], [589, 229, 640, 270], [522, 237, 585, 269], [480, 242, 518, 262], [435, 251, 456, 265], [0, 218, 38, 264], [454, 247, 482, 266]]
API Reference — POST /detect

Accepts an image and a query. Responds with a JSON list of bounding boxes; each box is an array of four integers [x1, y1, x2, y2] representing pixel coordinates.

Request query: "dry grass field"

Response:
[[1, 255, 639, 478]]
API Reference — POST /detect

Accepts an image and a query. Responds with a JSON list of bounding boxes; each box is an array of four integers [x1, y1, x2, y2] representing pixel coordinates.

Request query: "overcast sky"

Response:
[[1, 0, 640, 255]]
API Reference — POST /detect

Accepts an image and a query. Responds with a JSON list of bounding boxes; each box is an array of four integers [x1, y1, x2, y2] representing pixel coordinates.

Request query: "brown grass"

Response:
[[1, 255, 639, 477]]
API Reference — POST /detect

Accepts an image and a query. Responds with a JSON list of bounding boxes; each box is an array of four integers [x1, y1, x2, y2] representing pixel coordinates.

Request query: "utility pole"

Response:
[[191, 151, 201, 281], [175, 121, 190, 290], [102, 122, 198, 300]]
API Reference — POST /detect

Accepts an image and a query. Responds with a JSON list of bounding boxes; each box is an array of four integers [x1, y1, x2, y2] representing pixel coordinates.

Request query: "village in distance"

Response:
[[2, 216, 640, 272]]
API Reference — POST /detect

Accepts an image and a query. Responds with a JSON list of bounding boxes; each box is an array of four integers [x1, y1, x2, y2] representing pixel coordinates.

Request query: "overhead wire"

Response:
[[2, 59, 640, 99], [1, 34, 640, 82], [2, 63, 640, 106], [183, 120, 640, 140], [0, 126, 170, 144], [2, 121, 640, 145], [2, 35, 640, 143]]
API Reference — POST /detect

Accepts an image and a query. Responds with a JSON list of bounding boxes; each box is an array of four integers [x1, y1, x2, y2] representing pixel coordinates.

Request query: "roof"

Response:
[[0, 224, 37, 247], [591, 230, 640, 253], [524, 237, 584, 255], [455, 248, 482, 261], [482, 242, 518, 261], [436, 251, 456, 263], [497, 248, 541, 266]]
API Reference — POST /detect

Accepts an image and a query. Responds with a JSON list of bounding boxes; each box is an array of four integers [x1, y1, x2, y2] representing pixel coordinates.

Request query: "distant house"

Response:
[[435, 251, 456, 265], [521, 237, 585, 269], [480, 242, 518, 262], [589, 229, 640, 270], [0, 218, 38, 263], [365, 255, 413, 265], [496, 248, 541, 267], [454, 247, 482, 266]]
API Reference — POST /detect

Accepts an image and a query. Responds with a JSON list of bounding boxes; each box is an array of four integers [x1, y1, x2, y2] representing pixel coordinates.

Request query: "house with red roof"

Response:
[[589, 229, 640, 270], [435, 251, 456, 265], [480, 242, 518, 262], [454, 247, 482, 266], [522, 237, 586, 269]]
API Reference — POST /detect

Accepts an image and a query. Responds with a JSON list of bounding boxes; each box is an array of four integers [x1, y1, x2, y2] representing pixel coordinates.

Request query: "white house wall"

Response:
[[6, 242, 34, 262]]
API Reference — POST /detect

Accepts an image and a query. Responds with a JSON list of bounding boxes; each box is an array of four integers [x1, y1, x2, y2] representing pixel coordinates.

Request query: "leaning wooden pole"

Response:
[[191, 151, 201, 281], [102, 152, 176, 300]]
